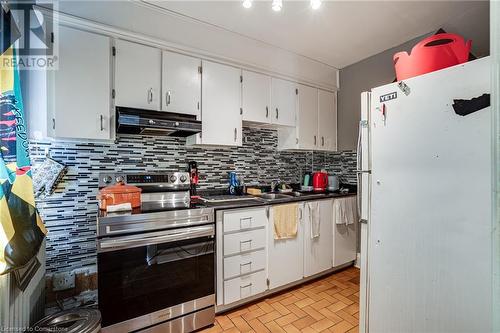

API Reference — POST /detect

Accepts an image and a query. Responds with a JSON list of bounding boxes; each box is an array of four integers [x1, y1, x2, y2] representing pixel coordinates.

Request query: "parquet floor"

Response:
[[202, 267, 360, 333]]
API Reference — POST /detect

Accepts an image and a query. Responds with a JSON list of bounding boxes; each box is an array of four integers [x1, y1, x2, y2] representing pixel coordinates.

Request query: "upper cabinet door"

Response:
[[318, 90, 338, 151], [162, 51, 201, 117], [51, 25, 112, 140], [271, 78, 297, 127], [242, 70, 271, 124], [297, 85, 319, 150], [201, 61, 242, 146], [115, 39, 161, 110]]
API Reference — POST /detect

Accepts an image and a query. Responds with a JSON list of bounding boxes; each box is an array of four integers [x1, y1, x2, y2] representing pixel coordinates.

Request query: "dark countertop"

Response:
[[194, 191, 357, 211], [98, 191, 357, 218]]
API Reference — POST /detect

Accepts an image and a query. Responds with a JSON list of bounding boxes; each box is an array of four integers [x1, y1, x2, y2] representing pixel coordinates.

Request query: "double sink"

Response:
[[257, 191, 326, 202]]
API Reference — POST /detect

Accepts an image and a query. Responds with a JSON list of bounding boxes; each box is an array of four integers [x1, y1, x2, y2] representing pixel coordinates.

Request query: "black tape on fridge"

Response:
[[452, 93, 490, 116]]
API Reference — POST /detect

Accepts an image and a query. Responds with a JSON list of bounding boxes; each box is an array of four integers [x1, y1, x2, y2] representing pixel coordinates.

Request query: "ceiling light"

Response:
[[242, 0, 252, 9], [272, 0, 282, 12], [310, 0, 321, 10]]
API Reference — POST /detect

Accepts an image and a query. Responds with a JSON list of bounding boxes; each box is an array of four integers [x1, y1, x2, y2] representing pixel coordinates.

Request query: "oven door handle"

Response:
[[98, 225, 214, 252]]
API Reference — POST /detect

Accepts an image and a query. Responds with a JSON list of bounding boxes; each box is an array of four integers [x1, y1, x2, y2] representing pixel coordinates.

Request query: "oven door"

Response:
[[97, 224, 215, 330]]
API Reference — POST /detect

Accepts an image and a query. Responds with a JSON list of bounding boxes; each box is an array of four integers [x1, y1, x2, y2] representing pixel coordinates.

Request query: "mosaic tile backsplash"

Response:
[[29, 127, 357, 274]]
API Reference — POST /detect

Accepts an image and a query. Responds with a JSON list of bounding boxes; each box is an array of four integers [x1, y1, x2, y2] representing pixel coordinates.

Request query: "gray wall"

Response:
[[337, 1, 490, 151], [337, 34, 429, 151]]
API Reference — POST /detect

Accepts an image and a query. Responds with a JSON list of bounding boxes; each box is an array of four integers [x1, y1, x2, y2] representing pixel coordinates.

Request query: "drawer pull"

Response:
[[240, 283, 253, 289], [240, 239, 252, 244], [240, 261, 252, 267], [240, 217, 252, 228]]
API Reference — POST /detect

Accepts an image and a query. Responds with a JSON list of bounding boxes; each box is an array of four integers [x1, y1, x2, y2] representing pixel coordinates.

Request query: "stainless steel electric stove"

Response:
[[97, 172, 215, 333]]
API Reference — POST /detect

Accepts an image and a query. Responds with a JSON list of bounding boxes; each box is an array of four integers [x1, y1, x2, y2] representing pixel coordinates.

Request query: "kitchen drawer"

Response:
[[224, 270, 267, 305], [224, 249, 266, 280], [224, 229, 266, 256], [223, 208, 267, 233]]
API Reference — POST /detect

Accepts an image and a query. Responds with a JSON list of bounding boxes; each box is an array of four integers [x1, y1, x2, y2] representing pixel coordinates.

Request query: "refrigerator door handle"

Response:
[[356, 120, 372, 220]]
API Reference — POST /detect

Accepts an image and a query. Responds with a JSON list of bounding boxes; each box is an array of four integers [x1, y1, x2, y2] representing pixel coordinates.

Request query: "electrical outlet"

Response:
[[52, 271, 75, 291]]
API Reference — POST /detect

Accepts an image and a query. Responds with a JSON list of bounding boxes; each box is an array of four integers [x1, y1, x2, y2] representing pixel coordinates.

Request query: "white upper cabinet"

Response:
[[241, 70, 271, 124], [271, 78, 297, 127], [115, 39, 161, 110], [297, 84, 319, 150], [161, 51, 201, 117], [198, 60, 242, 146], [318, 90, 338, 151], [49, 25, 112, 140]]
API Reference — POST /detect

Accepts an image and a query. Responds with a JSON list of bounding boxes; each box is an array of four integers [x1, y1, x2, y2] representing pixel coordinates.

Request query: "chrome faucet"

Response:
[[270, 180, 280, 192]]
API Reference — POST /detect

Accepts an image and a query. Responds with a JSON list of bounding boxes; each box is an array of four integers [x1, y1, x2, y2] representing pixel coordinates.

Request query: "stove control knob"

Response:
[[170, 175, 177, 183], [180, 175, 187, 183], [103, 176, 113, 184], [115, 176, 124, 183]]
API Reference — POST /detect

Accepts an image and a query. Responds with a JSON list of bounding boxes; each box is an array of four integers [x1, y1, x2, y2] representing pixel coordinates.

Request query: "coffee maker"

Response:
[[188, 161, 199, 196]]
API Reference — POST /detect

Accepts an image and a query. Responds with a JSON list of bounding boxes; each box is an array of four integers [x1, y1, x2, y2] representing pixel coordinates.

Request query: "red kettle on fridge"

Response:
[[312, 171, 328, 192]]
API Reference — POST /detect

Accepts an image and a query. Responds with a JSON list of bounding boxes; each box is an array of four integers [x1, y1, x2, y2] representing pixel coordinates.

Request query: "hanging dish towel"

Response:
[[273, 203, 298, 240], [308, 201, 320, 238], [32, 156, 67, 197], [333, 196, 358, 226]]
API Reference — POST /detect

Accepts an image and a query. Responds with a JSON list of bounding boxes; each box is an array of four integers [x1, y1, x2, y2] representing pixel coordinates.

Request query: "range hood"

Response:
[[116, 107, 202, 137]]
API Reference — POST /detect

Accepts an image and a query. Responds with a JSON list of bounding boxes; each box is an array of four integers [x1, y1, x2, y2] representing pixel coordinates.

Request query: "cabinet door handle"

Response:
[[52, 118, 55, 130], [314, 135, 317, 145], [275, 108, 279, 119], [148, 88, 153, 103], [322, 136, 325, 146], [299, 207, 303, 220], [266, 106, 269, 118], [234, 128, 237, 142], [166, 91, 171, 106], [100, 115, 104, 131]]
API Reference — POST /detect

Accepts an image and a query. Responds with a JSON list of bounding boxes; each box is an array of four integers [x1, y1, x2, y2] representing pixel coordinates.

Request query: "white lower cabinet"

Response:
[[224, 250, 266, 280], [333, 218, 357, 267], [223, 229, 267, 256], [267, 204, 304, 289], [217, 207, 269, 307], [303, 200, 333, 277], [224, 270, 267, 305], [217, 199, 344, 309]]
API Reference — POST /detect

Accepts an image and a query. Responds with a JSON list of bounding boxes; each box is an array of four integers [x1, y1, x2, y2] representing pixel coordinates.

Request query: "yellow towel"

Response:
[[273, 203, 299, 240]]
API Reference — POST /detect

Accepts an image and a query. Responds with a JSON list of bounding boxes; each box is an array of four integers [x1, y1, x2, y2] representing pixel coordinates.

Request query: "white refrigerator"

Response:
[[358, 57, 492, 333]]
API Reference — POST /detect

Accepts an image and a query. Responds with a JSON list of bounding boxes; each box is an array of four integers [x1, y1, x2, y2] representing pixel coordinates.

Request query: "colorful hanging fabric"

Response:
[[0, 6, 46, 275]]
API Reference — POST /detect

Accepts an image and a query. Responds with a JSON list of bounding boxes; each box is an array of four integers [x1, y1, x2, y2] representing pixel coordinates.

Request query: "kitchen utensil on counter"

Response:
[[328, 175, 340, 191], [301, 185, 313, 192], [312, 171, 328, 192], [188, 161, 199, 196], [246, 187, 262, 195], [303, 172, 312, 187], [97, 181, 142, 210], [228, 172, 242, 195]]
